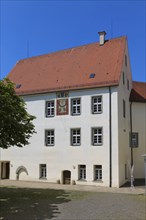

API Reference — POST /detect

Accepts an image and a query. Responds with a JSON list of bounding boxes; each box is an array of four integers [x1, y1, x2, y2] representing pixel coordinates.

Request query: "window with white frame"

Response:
[[45, 130, 55, 146], [94, 165, 102, 181], [40, 164, 47, 179], [130, 132, 139, 148], [92, 96, 102, 114], [92, 127, 103, 145], [79, 165, 86, 180], [71, 98, 81, 115], [46, 100, 55, 117], [71, 128, 81, 146]]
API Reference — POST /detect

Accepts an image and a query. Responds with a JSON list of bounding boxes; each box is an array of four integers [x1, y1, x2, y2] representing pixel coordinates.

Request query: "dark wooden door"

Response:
[[63, 170, 71, 184]]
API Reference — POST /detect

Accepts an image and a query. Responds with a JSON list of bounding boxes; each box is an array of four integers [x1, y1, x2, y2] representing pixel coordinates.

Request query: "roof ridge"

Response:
[[18, 36, 127, 63]]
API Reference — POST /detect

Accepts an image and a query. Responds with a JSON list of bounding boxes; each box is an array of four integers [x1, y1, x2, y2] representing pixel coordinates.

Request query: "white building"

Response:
[[0, 32, 146, 187]]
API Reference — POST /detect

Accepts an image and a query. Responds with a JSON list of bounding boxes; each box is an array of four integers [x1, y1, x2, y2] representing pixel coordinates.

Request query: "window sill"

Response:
[[92, 144, 102, 146], [92, 112, 102, 114], [78, 179, 87, 182], [45, 145, 55, 147], [71, 145, 81, 147], [93, 180, 103, 183]]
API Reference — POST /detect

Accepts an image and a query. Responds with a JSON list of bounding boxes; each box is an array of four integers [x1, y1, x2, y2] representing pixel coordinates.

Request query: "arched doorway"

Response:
[[16, 166, 28, 180], [62, 170, 71, 184]]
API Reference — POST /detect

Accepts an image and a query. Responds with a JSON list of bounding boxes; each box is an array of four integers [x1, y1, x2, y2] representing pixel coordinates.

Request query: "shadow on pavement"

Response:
[[0, 187, 71, 220], [121, 178, 145, 187]]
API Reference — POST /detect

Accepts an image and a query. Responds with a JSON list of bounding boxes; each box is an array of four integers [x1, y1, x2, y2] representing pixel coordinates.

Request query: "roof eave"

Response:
[[16, 81, 119, 96]]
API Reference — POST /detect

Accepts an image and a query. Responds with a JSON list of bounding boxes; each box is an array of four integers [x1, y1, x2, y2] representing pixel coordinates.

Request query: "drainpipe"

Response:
[[109, 87, 112, 187], [130, 102, 133, 166]]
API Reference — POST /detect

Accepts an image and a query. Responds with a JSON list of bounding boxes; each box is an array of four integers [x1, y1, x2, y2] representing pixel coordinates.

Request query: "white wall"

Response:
[[117, 42, 133, 187], [132, 102, 146, 178], [1, 87, 120, 186]]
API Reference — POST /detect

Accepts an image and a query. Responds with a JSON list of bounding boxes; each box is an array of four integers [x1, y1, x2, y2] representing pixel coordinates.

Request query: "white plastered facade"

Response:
[[0, 42, 145, 188]]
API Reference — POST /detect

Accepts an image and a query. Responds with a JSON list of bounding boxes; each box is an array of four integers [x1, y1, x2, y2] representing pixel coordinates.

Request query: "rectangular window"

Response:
[[123, 100, 126, 118], [92, 127, 103, 145], [123, 72, 125, 85], [71, 129, 81, 146], [46, 101, 55, 117], [45, 130, 55, 146], [130, 132, 139, 148], [40, 164, 47, 179], [92, 96, 102, 114], [125, 55, 127, 66], [79, 165, 86, 180], [127, 79, 129, 90], [71, 98, 81, 115], [94, 165, 102, 181]]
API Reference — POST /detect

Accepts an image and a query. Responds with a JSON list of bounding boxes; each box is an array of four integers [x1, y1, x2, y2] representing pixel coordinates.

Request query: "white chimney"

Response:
[[98, 31, 106, 45]]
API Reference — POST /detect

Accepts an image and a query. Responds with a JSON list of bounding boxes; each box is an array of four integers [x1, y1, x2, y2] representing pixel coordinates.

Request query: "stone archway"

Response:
[[62, 170, 71, 184], [16, 166, 28, 180]]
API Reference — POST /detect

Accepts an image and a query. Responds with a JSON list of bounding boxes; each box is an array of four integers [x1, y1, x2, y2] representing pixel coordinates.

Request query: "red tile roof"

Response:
[[8, 36, 127, 95], [130, 81, 146, 102]]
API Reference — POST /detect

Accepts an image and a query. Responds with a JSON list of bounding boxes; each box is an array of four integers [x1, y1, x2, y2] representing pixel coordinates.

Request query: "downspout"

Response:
[[130, 102, 133, 166], [109, 86, 112, 187]]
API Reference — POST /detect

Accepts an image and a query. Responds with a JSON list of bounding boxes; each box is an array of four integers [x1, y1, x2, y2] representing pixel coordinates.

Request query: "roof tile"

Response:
[[130, 81, 146, 102], [8, 36, 126, 95]]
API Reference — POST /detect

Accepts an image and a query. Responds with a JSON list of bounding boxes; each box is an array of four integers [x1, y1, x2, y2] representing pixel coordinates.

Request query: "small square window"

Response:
[[46, 101, 55, 117], [71, 98, 81, 115], [92, 128, 103, 145], [45, 130, 55, 146], [71, 129, 81, 146], [92, 96, 102, 114]]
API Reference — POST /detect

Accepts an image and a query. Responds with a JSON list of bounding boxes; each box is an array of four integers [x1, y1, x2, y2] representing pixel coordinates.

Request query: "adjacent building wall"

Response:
[[131, 102, 146, 178], [117, 42, 133, 187]]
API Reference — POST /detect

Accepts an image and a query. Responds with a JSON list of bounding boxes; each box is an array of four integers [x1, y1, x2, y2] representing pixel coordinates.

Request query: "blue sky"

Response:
[[1, 0, 146, 82]]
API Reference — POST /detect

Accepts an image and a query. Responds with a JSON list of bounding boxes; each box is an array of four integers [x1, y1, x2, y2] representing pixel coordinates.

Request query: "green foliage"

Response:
[[0, 78, 36, 149]]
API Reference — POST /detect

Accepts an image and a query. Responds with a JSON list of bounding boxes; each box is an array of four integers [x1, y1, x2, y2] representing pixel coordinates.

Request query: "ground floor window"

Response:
[[78, 165, 86, 180], [94, 165, 102, 181], [39, 164, 47, 179]]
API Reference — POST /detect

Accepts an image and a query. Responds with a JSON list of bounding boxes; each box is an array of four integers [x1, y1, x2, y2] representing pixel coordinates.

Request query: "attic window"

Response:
[[16, 84, 21, 89], [89, 73, 95, 78]]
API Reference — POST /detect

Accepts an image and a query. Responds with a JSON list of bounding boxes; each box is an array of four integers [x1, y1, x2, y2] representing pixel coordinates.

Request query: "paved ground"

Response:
[[0, 179, 145, 195], [0, 180, 146, 220]]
